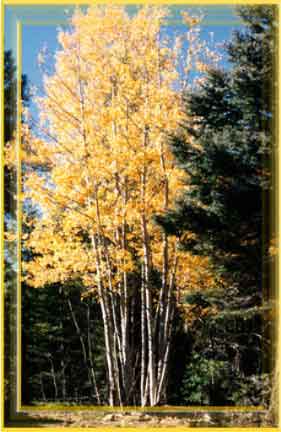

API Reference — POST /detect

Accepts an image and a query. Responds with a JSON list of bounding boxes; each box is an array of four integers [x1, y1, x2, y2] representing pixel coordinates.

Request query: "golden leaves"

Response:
[[21, 5, 216, 299], [181, 11, 202, 28]]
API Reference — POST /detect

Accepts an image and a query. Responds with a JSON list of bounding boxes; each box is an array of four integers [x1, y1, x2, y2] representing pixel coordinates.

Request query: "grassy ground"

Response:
[[5, 406, 274, 428]]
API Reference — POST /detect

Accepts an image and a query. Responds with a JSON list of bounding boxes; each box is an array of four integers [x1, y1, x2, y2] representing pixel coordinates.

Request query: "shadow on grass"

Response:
[[5, 412, 66, 428]]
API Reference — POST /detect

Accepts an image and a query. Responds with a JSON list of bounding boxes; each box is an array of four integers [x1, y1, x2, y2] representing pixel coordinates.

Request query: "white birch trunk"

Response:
[[140, 262, 147, 407], [90, 233, 116, 406], [86, 303, 101, 404]]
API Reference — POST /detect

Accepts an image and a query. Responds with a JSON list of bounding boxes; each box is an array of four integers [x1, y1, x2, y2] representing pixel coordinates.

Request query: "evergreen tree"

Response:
[[4, 50, 29, 217], [22, 281, 107, 405], [4, 50, 30, 417], [156, 6, 276, 404]]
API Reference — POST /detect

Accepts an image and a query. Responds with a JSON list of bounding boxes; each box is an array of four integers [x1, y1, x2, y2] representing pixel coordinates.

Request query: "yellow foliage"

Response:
[[17, 5, 217, 299]]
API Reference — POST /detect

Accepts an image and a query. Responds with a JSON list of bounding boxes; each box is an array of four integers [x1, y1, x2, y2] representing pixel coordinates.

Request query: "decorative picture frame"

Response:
[[1, 1, 280, 430]]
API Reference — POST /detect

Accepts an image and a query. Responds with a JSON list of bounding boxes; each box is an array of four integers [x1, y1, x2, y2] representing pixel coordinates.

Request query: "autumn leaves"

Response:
[[14, 6, 217, 406]]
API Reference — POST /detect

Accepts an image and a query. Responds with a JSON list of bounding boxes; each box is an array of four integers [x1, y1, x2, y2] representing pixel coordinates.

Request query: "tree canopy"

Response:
[[9, 6, 218, 407]]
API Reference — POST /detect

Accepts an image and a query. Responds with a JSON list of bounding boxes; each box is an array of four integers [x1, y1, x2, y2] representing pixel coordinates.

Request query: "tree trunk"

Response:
[[40, 373, 46, 402], [90, 232, 118, 406], [48, 354, 58, 400], [86, 303, 101, 404], [140, 262, 147, 407], [141, 177, 156, 405]]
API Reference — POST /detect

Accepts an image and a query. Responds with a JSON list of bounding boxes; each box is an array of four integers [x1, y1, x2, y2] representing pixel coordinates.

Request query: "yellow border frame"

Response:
[[1, 1, 280, 431], [16, 19, 21, 415]]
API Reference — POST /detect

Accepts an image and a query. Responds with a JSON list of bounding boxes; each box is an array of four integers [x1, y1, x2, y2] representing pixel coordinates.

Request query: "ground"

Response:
[[5, 406, 275, 428]]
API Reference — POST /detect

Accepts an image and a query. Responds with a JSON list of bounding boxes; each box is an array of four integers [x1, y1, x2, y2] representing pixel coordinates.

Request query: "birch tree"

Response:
[[13, 5, 218, 406]]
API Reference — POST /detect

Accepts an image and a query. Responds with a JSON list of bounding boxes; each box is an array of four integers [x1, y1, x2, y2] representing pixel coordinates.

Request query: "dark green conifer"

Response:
[[157, 6, 276, 405]]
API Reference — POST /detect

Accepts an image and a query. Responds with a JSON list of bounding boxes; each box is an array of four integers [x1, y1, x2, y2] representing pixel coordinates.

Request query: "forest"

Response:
[[4, 4, 277, 421]]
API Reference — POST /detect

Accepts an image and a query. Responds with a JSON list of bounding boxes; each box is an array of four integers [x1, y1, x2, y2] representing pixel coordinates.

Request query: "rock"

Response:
[[103, 414, 116, 422], [140, 414, 151, 421], [202, 413, 213, 424], [159, 416, 182, 426]]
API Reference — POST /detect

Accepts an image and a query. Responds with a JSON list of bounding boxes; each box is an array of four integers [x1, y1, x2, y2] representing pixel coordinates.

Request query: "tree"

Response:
[[4, 50, 29, 217], [156, 5, 276, 403], [10, 6, 217, 406], [4, 50, 29, 416], [22, 281, 106, 404]]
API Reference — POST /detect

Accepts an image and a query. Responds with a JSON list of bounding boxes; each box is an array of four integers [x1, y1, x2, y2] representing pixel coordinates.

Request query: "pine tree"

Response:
[[156, 5, 276, 404], [4, 51, 29, 416], [4, 50, 29, 217]]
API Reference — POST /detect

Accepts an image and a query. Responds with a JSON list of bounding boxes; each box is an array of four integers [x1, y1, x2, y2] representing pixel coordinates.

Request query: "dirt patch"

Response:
[[5, 408, 275, 428]]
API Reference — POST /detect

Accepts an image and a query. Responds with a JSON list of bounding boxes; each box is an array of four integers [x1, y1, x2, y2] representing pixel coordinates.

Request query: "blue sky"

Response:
[[5, 5, 245, 119]]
